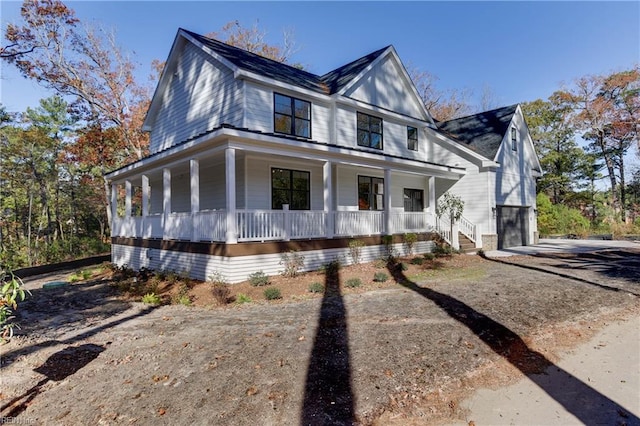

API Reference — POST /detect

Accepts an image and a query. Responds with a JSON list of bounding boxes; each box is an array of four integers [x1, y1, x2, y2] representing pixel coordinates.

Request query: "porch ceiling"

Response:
[[106, 126, 465, 182]]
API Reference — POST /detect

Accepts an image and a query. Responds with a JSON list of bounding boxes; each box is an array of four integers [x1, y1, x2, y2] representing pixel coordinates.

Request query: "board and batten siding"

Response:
[[244, 82, 332, 143], [343, 55, 425, 119], [149, 42, 243, 154], [494, 114, 538, 208]]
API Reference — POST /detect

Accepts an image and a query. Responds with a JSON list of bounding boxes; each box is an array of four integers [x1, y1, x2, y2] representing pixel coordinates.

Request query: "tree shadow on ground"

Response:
[[386, 259, 639, 425], [483, 251, 640, 297], [301, 261, 355, 425], [1, 343, 106, 418]]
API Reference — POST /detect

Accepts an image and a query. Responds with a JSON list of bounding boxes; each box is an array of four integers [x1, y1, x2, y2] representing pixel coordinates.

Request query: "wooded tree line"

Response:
[[0, 0, 638, 268], [522, 68, 640, 236]]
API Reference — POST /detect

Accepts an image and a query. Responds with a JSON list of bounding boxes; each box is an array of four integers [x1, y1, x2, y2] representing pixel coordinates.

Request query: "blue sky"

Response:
[[1, 1, 639, 115]]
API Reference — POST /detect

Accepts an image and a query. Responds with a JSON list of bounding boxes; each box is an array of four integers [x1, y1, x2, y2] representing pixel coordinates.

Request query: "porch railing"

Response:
[[113, 210, 464, 244]]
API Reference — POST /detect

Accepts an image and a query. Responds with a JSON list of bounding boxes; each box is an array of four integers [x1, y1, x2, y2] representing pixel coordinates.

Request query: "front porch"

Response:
[[112, 209, 440, 243]]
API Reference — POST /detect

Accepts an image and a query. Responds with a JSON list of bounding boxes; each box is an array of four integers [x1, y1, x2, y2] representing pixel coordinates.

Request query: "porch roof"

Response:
[[105, 124, 466, 181]]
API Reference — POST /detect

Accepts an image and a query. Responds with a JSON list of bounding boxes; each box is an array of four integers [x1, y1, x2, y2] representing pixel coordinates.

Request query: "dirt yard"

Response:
[[1, 248, 639, 425]]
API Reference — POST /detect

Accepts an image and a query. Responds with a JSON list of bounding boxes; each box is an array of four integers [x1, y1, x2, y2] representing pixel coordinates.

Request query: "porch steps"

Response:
[[458, 232, 477, 253]]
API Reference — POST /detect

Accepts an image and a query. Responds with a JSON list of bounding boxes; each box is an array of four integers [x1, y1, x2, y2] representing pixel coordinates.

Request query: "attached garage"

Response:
[[496, 206, 529, 249]]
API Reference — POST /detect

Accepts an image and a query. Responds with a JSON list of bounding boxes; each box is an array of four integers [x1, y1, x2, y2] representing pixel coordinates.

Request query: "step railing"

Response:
[[459, 215, 477, 243]]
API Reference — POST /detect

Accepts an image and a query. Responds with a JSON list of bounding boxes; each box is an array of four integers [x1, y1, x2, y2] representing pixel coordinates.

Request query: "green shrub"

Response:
[[345, 278, 362, 288], [235, 293, 252, 304], [373, 258, 387, 269], [423, 252, 436, 261], [308, 282, 324, 293], [410, 257, 424, 265], [264, 287, 282, 300], [1, 269, 29, 341], [320, 260, 341, 275], [398, 262, 409, 271], [373, 272, 389, 283], [142, 293, 162, 305], [211, 283, 231, 305], [248, 271, 270, 287]]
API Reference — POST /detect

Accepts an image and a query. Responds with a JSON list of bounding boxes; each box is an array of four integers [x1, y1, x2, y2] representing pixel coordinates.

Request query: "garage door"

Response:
[[496, 206, 529, 249]]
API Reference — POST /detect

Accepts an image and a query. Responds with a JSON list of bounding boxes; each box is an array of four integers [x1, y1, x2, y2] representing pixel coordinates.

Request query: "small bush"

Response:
[[320, 260, 341, 275], [345, 278, 362, 288], [211, 283, 231, 305], [248, 271, 270, 287], [235, 293, 252, 304], [423, 252, 436, 261], [208, 271, 228, 285], [348, 239, 365, 264], [172, 283, 192, 306], [410, 257, 424, 265], [373, 272, 389, 283], [142, 293, 162, 305], [403, 233, 418, 255], [373, 258, 387, 269], [264, 287, 282, 300], [308, 282, 324, 293], [176, 295, 192, 306], [280, 250, 305, 277], [399, 262, 409, 271]]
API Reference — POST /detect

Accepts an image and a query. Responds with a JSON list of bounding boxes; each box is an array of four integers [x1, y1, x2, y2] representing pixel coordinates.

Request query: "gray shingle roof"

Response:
[[437, 104, 518, 160], [181, 29, 388, 95]]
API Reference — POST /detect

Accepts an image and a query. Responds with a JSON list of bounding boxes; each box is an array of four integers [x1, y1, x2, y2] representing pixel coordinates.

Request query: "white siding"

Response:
[[244, 82, 332, 142], [149, 174, 164, 214], [344, 55, 425, 118], [494, 113, 538, 208], [170, 165, 191, 213], [200, 160, 226, 210], [112, 240, 435, 283], [244, 156, 324, 210], [149, 42, 243, 153]]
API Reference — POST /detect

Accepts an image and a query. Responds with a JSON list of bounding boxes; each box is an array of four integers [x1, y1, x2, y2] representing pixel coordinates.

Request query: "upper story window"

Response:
[[357, 112, 383, 150], [407, 126, 418, 151], [274, 93, 311, 138], [511, 127, 517, 151], [271, 168, 310, 210]]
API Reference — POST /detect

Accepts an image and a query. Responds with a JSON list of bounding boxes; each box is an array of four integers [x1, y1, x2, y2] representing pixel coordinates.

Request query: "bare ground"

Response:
[[1, 249, 639, 425]]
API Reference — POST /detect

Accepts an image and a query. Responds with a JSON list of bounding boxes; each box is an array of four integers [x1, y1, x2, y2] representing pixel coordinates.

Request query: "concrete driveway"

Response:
[[486, 238, 640, 257]]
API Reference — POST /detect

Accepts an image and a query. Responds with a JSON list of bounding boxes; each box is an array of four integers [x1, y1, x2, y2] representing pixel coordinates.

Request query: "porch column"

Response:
[[125, 180, 132, 217], [225, 148, 237, 244], [323, 161, 334, 238], [110, 183, 117, 237], [190, 159, 200, 242], [384, 169, 392, 235], [141, 175, 149, 217], [428, 176, 436, 227], [163, 167, 171, 239]]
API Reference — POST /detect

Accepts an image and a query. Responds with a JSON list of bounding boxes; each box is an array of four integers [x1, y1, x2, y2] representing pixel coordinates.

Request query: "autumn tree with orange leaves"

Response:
[[2, 0, 151, 226], [556, 67, 640, 220]]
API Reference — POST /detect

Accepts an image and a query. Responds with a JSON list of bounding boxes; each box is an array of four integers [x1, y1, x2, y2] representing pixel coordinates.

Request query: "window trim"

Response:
[[407, 126, 418, 151], [356, 112, 384, 150], [273, 93, 312, 139], [357, 175, 385, 211], [511, 126, 517, 151], [271, 167, 311, 211]]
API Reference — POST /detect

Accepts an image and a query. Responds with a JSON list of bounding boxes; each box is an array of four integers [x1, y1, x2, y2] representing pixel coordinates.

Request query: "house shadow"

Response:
[[386, 260, 639, 425], [1, 343, 106, 418], [301, 262, 355, 425]]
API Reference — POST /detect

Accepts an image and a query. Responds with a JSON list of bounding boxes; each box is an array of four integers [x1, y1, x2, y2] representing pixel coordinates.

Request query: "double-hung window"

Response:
[[271, 168, 310, 210], [407, 126, 418, 151], [274, 93, 311, 138], [358, 176, 384, 210], [357, 112, 383, 149]]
